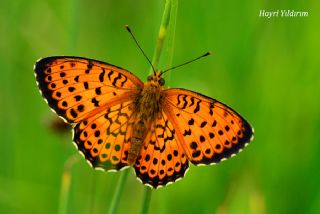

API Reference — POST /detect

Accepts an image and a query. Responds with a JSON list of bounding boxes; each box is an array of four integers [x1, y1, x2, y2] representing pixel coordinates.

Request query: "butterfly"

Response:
[[34, 54, 254, 189]]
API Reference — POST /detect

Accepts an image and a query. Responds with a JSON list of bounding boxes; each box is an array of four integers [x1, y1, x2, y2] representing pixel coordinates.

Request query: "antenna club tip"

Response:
[[125, 25, 131, 32], [203, 51, 212, 56]]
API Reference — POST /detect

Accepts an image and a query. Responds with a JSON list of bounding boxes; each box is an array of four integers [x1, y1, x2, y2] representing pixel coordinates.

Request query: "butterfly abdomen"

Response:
[[128, 82, 164, 165], [128, 120, 147, 164]]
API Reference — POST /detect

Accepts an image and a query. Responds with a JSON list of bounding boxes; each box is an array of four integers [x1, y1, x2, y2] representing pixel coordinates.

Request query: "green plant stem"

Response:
[[141, 0, 178, 214], [108, 1, 178, 213], [108, 170, 129, 214], [149, 0, 172, 73], [141, 187, 153, 214], [165, 0, 178, 85], [58, 155, 79, 214]]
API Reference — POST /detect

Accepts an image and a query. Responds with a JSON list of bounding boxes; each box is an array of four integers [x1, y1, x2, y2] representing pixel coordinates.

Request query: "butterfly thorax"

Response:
[[128, 72, 164, 164]]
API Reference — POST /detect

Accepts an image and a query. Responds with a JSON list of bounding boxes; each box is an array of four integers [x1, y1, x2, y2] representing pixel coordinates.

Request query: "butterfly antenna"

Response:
[[125, 25, 156, 73], [161, 51, 212, 75]]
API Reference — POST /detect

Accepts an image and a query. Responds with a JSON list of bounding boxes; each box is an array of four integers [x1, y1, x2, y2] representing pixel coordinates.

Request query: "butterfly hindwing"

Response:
[[34, 56, 143, 123], [73, 100, 136, 171], [134, 112, 189, 188], [163, 88, 254, 165]]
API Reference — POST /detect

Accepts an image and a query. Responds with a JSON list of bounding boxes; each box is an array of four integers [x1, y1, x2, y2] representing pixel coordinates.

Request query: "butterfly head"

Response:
[[147, 71, 165, 87]]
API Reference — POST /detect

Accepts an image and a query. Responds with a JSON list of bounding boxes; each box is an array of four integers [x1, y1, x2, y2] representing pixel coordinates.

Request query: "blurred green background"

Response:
[[1, 0, 320, 213]]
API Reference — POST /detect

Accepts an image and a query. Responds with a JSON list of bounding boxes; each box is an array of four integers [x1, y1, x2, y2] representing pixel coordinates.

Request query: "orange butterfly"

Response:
[[34, 43, 253, 189]]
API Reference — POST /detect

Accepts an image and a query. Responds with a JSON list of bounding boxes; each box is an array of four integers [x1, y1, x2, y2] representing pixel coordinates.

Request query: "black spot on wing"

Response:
[[112, 73, 122, 87], [134, 160, 189, 188], [189, 96, 195, 107], [34, 57, 68, 121], [99, 68, 105, 82], [191, 118, 253, 165], [120, 74, 128, 87], [182, 95, 188, 109], [108, 70, 114, 80], [73, 123, 128, 171], [193, 100, 201, 113]]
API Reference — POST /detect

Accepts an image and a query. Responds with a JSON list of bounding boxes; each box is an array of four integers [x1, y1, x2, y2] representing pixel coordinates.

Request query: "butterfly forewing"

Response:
[[163, 88, 254, 165], [34, 56, 143, 123]]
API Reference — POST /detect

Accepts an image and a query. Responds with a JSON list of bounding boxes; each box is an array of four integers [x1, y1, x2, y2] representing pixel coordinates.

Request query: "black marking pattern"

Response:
[[163, 88, 254, 166], [134, 112, 189, 188], [73, 101, 134, 171], [176, 93, 202, 113], [34, 56, 143, 123], [99, 68, 105, 82]]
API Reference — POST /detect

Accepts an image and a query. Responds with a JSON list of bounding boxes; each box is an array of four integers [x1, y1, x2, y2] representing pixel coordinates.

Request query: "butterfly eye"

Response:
[[159, 78, 165, 86], [147, 75, 152, 81]]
